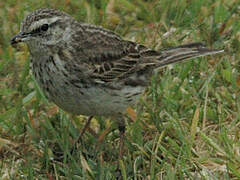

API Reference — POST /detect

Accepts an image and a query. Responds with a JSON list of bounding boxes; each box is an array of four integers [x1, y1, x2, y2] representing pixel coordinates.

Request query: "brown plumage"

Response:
[[11, 8, 223, 158]]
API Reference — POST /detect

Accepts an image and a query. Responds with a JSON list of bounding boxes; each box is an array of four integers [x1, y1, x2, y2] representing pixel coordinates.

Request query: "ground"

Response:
[[0, 0, 239, 179]]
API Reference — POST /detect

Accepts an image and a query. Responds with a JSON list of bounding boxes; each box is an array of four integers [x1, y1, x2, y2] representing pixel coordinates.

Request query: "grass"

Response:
[[0, 0, 239, 179]]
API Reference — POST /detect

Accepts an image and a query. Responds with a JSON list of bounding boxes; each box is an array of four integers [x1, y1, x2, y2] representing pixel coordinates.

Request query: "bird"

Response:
[[11, 8, 223, 159]]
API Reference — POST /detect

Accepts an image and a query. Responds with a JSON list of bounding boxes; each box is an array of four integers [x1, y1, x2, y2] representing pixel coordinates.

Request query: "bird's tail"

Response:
[[155, 42, 223, 67]]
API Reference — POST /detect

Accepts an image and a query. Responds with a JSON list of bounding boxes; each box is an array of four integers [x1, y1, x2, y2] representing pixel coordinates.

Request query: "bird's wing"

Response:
[[71, 24, 159, 83], [68, 24, 223, 84]]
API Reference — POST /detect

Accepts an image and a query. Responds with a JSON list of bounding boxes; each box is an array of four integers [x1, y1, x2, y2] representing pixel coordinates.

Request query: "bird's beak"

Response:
[[11, 32, 30, 46]]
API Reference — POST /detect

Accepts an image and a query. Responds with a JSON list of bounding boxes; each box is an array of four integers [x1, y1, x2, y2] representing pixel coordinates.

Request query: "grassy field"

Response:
[[0, 0, 239, 179]]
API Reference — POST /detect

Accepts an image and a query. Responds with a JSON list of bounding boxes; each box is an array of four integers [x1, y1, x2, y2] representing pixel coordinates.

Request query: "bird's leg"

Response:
[[115, 114, 126, 179], [78, 116, 93, 142], [118, 118, 126, 160], [53, 116, 93, 161], [71, 116, 93, 153]]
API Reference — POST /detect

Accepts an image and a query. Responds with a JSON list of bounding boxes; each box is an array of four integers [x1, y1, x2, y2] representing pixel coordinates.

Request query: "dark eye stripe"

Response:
[[31, 27, 41, 34], [30, 19, 61, 35]]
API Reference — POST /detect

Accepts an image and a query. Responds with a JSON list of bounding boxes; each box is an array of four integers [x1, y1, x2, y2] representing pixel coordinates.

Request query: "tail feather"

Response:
[[156, 42, 224, 67]]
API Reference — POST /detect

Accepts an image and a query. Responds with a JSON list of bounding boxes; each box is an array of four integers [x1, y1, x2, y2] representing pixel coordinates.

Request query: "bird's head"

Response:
[[11, 8, 73, 47]]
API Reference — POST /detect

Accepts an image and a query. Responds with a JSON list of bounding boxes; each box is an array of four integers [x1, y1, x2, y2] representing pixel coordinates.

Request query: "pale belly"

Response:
[[40, 80, 144, 116]]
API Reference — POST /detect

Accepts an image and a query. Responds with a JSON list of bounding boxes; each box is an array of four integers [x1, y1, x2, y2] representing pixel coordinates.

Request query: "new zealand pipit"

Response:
[[11, 8, 223, 158]]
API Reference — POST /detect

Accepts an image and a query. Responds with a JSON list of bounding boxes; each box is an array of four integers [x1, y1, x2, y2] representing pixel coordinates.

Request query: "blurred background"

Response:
[[0, 0, 239, 179]]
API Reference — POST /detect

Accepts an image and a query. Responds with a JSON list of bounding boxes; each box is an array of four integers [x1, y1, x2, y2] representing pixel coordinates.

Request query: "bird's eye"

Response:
[[41, 24, 49, 31]]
